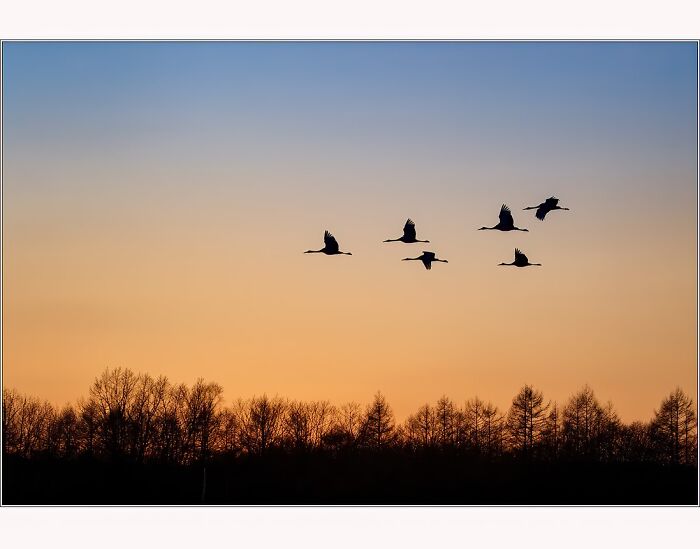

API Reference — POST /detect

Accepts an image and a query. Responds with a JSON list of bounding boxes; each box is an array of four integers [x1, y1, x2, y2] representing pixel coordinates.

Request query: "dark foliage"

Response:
[[2, 368, 697, 504]]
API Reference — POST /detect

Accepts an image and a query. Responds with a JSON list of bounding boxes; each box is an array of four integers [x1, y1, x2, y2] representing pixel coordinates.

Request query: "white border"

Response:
[[1, 507, 700, 548], [1, 0, 699, 547], [0, 0, 698, 39]]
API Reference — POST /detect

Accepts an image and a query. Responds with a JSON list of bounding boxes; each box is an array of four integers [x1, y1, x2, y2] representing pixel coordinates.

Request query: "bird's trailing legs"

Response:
[[402, 251, 448, 270]]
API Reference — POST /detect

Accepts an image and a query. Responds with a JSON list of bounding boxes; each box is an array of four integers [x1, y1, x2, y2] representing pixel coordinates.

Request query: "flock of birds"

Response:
[[304, 197, 570, 270]]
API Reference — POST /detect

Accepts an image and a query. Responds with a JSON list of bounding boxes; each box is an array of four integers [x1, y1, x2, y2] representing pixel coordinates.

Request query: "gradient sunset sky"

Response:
[[3, 41, 697, 422]]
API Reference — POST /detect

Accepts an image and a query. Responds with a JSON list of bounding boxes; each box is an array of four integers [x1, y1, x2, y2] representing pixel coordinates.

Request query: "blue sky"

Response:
[[3, 42, 697, 420]]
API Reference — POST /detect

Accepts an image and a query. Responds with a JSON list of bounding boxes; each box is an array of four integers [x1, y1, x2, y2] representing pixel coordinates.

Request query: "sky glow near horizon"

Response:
[[2, 41, 697, 421]]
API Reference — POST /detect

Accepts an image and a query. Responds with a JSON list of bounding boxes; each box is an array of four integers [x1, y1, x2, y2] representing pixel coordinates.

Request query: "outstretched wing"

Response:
[[403, 218, 417, 240], [499, 204, 514, 228], [324, 230, 340, 253], [535, 204, 550, 220], [514, 248, 528, 263]]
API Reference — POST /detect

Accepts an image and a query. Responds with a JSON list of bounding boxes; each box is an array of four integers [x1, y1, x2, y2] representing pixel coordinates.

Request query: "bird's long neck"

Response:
[[403, 257, 420, 261], [435, 259, 447, 263], [523, 206, 537, 210], [341, 251, 352, 255], [383, 238, 400, 242], [558, 207, 570, 211], [417, 239, 430, 243], [530, 263, 542, 266], [304, 249, 323, 253], [478, 226, 496, 230], [498, 262, 514, 266], [515, 227, 529, 232]]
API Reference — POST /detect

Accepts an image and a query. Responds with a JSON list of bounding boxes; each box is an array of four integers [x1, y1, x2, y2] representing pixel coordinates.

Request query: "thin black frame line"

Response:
[[0, 39, 699, 43]]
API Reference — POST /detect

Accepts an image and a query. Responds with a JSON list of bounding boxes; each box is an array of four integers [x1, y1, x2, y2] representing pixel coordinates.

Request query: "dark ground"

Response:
[[3, 453, 697, 505]]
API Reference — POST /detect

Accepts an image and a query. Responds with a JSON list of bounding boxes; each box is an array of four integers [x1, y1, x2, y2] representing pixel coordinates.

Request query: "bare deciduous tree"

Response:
[[506, 385, 549, 458], [2, 389, 21, 455], [2, 371, 697, 473], [650, 388, 697, 465], [2, 389, 55, 458], [182, 379, 224, 464], [88, 367, 139, 459], [541, 402, 561, 460], [562, 385, 605, 460], [359, 392, 396, 450], [433, 396, 457, 449], [235, 395, 286, 455], [619, 421, 652, 463], [404, 404, 437, 449]]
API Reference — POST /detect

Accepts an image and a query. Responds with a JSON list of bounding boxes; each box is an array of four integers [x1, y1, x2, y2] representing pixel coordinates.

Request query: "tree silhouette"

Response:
[[77, 396, 100, 458], [465, 397, 485, 452], [183, 379, 224, 464], [562, 385, 607, 460], [2, 368, 698, 504], [152, 383, 188, 464], [51, 405, 80, 459], [599, 401, 622, 462], [321, 401, 363, 452], [359, 392, 396, 450], [88, 367, 139, 460], [2, 389, 20, 456], [619, 421, 652, 463], [650, 388, 697, 465], [541, 402, 562, 460], [506, 385, 549, 459], [405, 404, 437, 450], [217, 408, 240, 457], [434, 396, 457, 449], [235, 395, 286, 456], [283, 400, 337, 452], [285, 401, 315, 451], [337, 402, 363, 443], [129, 374, 169, 464], [480, 401, 504, 457], [464, 397, 503, 455], [2, 389, 54, 458]]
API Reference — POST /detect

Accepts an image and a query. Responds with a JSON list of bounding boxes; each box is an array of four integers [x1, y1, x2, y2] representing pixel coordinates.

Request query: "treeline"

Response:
[[3, 367, 697, 467]]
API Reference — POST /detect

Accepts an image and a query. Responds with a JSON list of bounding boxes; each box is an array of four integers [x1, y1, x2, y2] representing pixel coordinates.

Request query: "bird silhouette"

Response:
[[304, 231, 352, 255], [524, 196, 570, 220], [402, 251, 448, 270], [499, 248, 541, 267], [383, 218, 430, 243], [478, 204, 528, 232]]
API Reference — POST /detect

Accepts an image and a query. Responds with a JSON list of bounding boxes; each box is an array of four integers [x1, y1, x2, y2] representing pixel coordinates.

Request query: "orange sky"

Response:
[[2, 42, 697, 422]]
